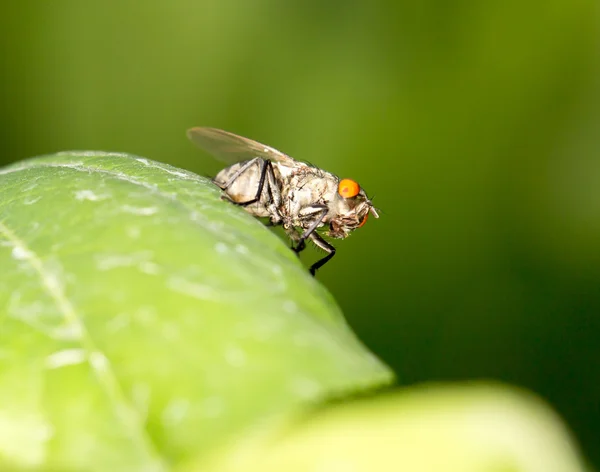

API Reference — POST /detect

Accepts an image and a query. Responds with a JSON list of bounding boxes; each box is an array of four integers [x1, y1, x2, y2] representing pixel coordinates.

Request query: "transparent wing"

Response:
[[187, 127, 296, 165]]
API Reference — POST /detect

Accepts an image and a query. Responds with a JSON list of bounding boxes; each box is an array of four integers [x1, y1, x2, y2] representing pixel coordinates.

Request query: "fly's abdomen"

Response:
[[213, 160, 272, 217], [214, 162, 258, 201]]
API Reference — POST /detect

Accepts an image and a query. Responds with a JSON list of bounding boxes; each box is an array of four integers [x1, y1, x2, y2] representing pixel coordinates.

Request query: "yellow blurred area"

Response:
[[195, 383, 584, 472], [1, 0, 599, 466]]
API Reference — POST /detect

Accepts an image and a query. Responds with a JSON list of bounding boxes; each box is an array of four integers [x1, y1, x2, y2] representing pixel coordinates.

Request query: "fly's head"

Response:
[[327, 178, 379, 239]]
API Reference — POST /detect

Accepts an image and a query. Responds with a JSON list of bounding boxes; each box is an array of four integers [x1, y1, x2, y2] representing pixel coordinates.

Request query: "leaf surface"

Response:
[[0, 152, 393, 471]]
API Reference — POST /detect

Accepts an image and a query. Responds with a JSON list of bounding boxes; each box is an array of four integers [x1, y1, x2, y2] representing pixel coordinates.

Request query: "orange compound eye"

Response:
[[338, 178, 360, 198], [358, 213, 369, 227]]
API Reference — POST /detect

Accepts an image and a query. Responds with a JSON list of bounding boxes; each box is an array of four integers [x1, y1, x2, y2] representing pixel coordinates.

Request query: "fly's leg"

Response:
[[293, 239, 306, 254], [307, 232, 336, 276], [283, 227, 301, 251], [290, 204, 336, 275], [264, 160, 282, 224], [292, 204, 328, 255], [236, 158, 270, 207]]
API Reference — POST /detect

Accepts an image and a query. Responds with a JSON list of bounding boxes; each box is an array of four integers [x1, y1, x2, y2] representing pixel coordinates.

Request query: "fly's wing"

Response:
[[187, 127, 297, 165]]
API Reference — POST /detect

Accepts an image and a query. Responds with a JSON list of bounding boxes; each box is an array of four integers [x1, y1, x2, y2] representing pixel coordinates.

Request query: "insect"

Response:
[[187, 127, 379, 275]]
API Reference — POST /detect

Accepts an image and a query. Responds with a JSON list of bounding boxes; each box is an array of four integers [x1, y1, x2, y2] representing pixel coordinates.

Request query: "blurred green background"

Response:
[[1, 0, 599, 466]]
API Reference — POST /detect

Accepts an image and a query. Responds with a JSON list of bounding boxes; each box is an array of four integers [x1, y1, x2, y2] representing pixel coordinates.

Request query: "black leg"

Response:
[[294, 204, 327, 249], [293, 239, 306, 254], [236, 159, 272, 207], [308, 232, 336, 276], [289, 205, 329, 269]]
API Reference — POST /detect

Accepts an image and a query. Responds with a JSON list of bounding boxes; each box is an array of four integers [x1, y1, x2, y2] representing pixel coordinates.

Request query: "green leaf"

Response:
[[206, 383, 587, 472], [0, 152, 394, 471]]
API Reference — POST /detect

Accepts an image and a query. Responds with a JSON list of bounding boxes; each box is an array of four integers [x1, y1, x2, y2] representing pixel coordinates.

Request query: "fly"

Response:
[[187, 127, 379, 275]]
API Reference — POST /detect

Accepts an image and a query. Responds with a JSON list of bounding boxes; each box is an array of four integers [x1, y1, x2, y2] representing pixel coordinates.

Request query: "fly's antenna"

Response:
[[367, 194, 382, 218]]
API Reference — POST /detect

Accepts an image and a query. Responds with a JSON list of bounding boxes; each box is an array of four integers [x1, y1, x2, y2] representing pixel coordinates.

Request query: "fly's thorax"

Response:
[[283, 168, 337, 215]]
